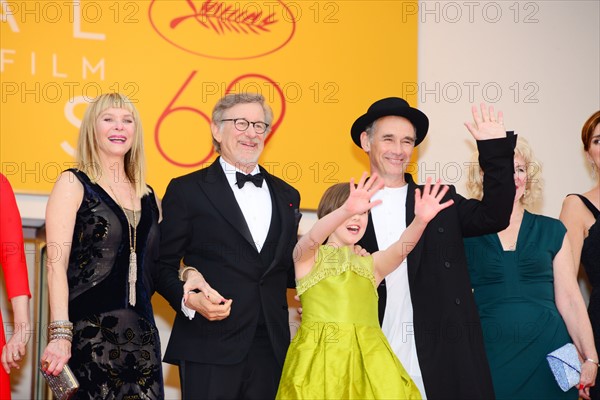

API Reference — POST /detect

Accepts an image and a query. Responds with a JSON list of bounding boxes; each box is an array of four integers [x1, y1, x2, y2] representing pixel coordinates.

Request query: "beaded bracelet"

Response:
[[49, 320, 73, 329], [49, 333, 73, 342], [48, 320, 73, 343], [50, 328, 73, 334]]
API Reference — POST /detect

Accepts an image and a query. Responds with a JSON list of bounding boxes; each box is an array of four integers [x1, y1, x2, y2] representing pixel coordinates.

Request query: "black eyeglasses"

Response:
[[221, 118, 269, 134]]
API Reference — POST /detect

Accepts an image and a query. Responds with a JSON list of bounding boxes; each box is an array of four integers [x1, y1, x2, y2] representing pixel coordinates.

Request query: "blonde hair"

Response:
[[76, 93, 149, 197], [467, 137, 542, 207]]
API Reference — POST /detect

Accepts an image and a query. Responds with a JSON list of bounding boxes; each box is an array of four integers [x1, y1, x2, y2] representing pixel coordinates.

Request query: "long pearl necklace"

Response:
[[109, 185, 138, 306]]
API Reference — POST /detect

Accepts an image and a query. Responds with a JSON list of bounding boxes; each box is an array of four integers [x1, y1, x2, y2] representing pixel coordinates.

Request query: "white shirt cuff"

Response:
[[181, 297, 196, 320]]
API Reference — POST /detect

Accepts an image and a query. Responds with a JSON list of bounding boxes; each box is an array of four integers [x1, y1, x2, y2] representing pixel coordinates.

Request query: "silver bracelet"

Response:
[[50, 333, 73, 343], [49, 320, 73, 329]]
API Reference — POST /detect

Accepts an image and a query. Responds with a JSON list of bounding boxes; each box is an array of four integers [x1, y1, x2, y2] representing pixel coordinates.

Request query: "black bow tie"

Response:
[[235, 172, 264, 188]]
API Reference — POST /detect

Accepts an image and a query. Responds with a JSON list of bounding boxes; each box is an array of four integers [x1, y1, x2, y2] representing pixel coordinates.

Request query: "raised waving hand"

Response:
[[464, 103, 507, 140]]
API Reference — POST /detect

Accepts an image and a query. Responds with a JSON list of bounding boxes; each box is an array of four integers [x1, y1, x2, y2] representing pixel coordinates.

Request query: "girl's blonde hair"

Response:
[[466, 136, 542, 207], [76, 93, 149, 197]]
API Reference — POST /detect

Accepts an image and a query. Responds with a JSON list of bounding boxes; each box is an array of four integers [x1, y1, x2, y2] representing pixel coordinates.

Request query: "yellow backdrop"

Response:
[[1, 0, 418, 209]]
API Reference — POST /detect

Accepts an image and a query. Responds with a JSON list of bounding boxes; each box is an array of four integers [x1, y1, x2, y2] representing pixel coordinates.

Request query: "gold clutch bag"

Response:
[[40, 363, 80, 400]]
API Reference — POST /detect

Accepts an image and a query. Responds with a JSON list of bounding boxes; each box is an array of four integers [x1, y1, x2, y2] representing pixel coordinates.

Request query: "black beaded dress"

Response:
[[571, 194, 600, 399], [65, 169, 163, 399]]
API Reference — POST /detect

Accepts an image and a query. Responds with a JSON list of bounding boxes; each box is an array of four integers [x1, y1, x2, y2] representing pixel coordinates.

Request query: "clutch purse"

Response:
[[546, 343, 581, 392], [40, 363, 80, 400]]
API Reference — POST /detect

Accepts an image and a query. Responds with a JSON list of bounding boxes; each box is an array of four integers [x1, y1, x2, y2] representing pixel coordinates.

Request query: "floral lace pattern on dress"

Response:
[[67, 182, 117, 301], [70, 309, 163, 400]]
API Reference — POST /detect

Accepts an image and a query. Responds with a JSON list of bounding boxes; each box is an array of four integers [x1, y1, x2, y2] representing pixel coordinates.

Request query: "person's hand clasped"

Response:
[[293, 294, 303, 318], [578, 360, 597, 400], [184, 292, 232, 321], [183, 269, 232, 321], [182, 269, 227, 306], [352, 244, 370, 257], [464, 103, 506, 141], [1, 323, 30, 373]]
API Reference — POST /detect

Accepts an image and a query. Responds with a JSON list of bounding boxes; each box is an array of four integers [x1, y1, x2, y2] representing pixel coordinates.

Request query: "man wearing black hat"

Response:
[[352, 98, 516, 399]]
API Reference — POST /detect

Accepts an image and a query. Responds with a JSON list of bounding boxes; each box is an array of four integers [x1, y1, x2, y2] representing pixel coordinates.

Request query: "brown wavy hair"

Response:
[[582, 111, 600, 151], [317, 183, 350, 219]]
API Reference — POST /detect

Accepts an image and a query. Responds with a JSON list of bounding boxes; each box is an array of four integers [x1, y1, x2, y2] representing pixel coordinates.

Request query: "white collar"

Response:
[[219, 157, 261, 188]]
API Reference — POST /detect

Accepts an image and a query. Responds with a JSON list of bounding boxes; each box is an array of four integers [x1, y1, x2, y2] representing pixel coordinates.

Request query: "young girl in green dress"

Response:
[[276, 172, 453, 399]]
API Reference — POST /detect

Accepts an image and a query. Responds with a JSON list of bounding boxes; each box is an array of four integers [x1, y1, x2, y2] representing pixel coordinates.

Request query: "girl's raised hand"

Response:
[[414, 178, 454, 223], [343, 172, 384, 216]]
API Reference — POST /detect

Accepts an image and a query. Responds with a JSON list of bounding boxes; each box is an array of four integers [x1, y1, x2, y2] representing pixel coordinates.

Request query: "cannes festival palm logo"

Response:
[[149, 0, 297, 59]]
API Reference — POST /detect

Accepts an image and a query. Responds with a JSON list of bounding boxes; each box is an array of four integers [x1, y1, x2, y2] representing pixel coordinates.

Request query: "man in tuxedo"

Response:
[[352, 98, 516, 399], [156, 93, 300, 399]]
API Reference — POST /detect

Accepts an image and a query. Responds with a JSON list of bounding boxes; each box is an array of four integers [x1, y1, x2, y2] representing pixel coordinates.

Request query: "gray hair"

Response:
[[211, 93, 273, 153], [364, 117, 417, 143]]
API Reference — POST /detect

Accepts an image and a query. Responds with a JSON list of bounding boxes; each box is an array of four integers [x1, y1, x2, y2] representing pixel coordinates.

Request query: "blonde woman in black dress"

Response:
[[40, 93, 164, 399]]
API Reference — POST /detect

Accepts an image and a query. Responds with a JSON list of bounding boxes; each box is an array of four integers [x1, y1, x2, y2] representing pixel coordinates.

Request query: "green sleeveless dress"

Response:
[[464, 211, 577, 399], [276, 245, 421, 399]]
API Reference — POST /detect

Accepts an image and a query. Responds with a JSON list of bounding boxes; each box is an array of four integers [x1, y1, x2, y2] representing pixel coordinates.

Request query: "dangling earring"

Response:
[[591, 161, 598, 180]]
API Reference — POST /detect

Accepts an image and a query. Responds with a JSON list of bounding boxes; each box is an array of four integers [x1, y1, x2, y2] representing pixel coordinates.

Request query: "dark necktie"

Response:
[[236, 172, 264, 188]]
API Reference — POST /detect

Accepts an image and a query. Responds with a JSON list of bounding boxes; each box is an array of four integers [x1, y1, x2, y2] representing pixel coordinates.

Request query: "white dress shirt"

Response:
[[218, 158, 272, 251], [371, 185, 426, 398]]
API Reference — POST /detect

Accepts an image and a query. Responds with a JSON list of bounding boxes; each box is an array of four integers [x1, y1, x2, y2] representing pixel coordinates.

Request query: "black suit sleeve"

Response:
[[286, 207, 302, 289], [155, 178, 191, 312], [457, 134, 517, 237]]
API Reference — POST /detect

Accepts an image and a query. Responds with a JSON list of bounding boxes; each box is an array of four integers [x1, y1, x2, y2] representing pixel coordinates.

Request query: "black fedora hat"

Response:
[[351, 97, 429, 147]]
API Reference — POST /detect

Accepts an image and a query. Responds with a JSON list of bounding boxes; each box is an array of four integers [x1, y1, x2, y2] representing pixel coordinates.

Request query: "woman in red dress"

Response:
[[0, 173, 31, 400]]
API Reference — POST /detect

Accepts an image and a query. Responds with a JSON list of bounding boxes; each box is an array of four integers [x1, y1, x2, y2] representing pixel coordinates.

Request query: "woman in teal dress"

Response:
[[464, 137, 597, 400], [276, 173, 453, 399]]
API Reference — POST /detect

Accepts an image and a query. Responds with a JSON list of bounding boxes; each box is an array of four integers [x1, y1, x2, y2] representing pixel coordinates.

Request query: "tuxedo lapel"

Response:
[[261, 169, 294, 277], [198, 159, 256, 249]]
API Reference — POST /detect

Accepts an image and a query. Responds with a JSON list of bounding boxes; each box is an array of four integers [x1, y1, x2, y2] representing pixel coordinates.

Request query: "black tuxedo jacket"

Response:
[[358, 136, 516, 400], [156, 158, 300, 367]]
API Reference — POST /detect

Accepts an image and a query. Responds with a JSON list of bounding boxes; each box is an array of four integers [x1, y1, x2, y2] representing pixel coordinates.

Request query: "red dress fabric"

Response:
[[0, 174, 31, 400]]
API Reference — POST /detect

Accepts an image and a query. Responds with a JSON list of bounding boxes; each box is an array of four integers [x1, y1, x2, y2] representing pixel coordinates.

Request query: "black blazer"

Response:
[[156, 158, 300, 367], [358, 136, 516, 400]]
